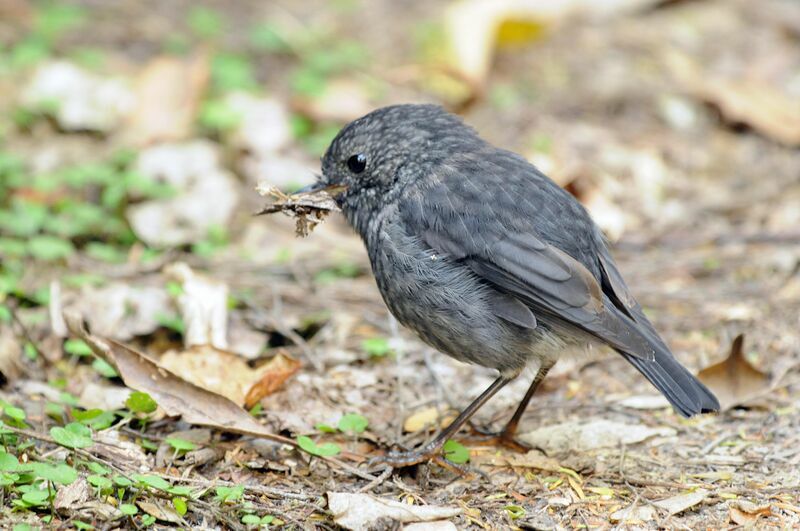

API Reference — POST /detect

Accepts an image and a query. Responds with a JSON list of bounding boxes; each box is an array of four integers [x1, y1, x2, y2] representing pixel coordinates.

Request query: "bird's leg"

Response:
[[369, 375, 514, 469], [468, 361, 554, 451]]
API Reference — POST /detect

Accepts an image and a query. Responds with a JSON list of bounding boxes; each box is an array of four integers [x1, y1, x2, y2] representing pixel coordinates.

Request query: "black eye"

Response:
[[347, 153, 367, 174]]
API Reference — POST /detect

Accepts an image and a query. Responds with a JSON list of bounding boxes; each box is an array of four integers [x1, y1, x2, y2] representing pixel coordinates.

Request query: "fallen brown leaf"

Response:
[[127, 52, 210, 145], [244, 352, 302, 409], [54, 478, 90, 511], [403, 406, 440, 433], [163, 262, 229, 350], [327, 492, 461, 531], [127, 141, 239, 246], [159, 346, 300, 408], [519, 420, 676, 454], [62, 312, 294, 448], [668, 51, 800, 146], [652, 489, 708, 516], [693, 78, 800, 146], [256, 183, 341, 237], [136, 500, 183, 524], [729, 500, 772, 526], [698, 334, 771, 411], [445, 0, 664, 85]]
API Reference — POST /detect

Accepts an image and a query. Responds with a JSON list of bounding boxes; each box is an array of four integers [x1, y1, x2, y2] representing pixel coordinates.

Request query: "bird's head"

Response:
[[303, 104, 478, 232]]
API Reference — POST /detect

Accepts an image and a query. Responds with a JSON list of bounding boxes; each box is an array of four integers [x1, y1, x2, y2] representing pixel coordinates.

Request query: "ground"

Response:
[[0, 0, 798, 529]]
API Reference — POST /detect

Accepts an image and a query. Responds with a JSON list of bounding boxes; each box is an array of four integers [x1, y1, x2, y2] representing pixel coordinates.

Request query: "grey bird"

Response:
[[305, 103, 719, 467]]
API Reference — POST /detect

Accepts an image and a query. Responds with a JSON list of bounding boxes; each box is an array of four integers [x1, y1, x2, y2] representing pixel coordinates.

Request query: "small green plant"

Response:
[[249, 23, 290, 52], [215, 484, 245, 504], [172, 496, 188, 516], [91, 358, 118, 378], [361, 337, 391, 357], [50, 422, 93, 449], [337, 413, 368, 434], [72, 408, 117, 430], [166, 437, 197, 453], [242, 513, 275, 526], [211, 53, 258, 93], [314, 423, 337, 433], [188, 7, 224, 40], [64, 339, 92, 357], [504, 504, 526, 520], [296, 435, 340, 457], [198, 98, 243, 133], [119, 503, 138, 516], [442, 439, 469, 464], [126, 392, 158, 415], [132, 474, 171, 492]]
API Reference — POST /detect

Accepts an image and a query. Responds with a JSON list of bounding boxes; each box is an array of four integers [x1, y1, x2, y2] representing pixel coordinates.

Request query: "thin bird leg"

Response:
[[469, 361, 554, 451], [370, 375, 514, 469]]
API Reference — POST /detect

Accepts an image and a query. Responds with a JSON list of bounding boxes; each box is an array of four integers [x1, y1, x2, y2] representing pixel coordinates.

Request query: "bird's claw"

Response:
[[366, 442, 443, 470]]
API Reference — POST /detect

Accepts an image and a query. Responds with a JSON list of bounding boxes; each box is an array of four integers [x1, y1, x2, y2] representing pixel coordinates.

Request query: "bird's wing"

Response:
[[407, 187, 656, 361]]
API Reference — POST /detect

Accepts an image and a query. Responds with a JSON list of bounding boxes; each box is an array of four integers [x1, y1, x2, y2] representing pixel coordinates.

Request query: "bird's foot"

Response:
[[366, 441, 446, 470], [465, 423, 532, 453], [366, 440, 482, 478]]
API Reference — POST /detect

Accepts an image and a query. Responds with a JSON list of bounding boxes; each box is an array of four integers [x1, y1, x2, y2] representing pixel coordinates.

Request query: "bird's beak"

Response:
[[295, 182, 347, 198]]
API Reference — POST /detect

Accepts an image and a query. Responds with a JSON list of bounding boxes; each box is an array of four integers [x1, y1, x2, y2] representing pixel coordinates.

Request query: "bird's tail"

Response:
[[618, 348, 719, 417]]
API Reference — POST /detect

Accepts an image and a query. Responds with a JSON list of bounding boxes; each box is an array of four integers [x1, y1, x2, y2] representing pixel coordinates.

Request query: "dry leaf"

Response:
[[653, 489, 708, 516], [519, 420, 676, 454], [692, 78, 800, 146], [403, 406, 440, 433], [244, 352, 302, 409], [55, 478, 90, 510], [127, 141, 239, 246], [22, 61, 134, 132], [63, 312, 294, 448], [729, 500, 772, 525], [159, 346, 300, 408], [127, 52, 210, 145], [78, 382, 131, 411], [505, 450, 562, 471], [59, 283, 170, 341], [610, 505, 656, 523], [445, 0, 663, 84], [698, 334, 771, 410], [668, 51, 800, 146], [136, 500, 183, 524], [327, 492, 461, 531], [256, 183, 341, 237], [164, 262, 229, 349], [227, 92, 292, 156]]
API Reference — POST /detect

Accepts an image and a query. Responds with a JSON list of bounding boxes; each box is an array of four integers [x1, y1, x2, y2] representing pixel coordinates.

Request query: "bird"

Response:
[[302, 103, 719, 468]]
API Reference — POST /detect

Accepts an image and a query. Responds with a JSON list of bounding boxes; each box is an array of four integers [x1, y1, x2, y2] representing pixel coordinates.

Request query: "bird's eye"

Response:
[[347, 153, 367, 174]]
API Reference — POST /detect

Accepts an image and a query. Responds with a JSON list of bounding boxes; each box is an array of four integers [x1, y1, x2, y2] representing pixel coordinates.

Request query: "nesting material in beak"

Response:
[[255, 182, 342, 237]]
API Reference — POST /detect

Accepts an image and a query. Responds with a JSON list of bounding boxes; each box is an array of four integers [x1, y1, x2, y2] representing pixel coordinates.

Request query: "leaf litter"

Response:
[[2, 0, 800, 528]]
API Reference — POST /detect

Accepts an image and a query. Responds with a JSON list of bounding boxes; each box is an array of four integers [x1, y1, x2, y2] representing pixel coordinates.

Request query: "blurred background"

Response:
[[0, 0, 799, 527]]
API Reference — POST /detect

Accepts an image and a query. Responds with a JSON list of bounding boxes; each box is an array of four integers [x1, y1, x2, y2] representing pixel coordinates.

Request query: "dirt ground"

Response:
[[0, 0, 799, 529]]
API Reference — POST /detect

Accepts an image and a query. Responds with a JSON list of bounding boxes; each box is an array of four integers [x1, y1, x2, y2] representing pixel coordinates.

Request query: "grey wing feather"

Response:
[[485, 291, 537, 329], [419, 203, 656, 361]]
